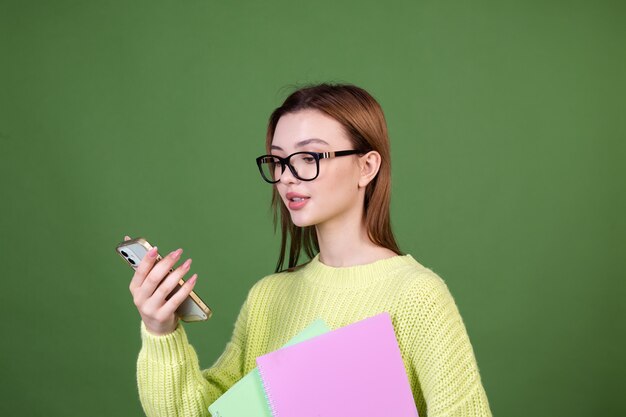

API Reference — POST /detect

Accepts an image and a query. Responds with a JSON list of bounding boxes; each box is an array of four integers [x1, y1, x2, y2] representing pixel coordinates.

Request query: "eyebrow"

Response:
[[271, 138, 330, 151]]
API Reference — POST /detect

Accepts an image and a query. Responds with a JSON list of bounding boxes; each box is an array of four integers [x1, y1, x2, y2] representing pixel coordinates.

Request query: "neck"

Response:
[[315, 204, 396, 267]]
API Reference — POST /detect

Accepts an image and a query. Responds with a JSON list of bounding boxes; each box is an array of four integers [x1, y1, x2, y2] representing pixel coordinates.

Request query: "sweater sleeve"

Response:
[[136, 297, 249, 417], [406, 274, 492, 417]]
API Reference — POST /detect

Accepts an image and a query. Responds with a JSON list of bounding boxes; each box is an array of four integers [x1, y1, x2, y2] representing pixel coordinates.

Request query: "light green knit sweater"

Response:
[[136, 253, 492, 417]]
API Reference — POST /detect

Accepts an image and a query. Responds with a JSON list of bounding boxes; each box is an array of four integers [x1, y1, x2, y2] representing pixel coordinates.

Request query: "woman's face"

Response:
[[271, 109, 363, 229]]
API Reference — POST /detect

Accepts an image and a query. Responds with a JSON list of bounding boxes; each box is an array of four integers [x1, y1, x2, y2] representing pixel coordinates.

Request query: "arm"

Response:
[[407, 275, 492, 417], [136, 297, 249, 417]]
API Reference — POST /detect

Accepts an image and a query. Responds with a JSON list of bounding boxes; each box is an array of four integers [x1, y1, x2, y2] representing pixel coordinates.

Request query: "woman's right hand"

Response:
[[125, 236, 198, 336]]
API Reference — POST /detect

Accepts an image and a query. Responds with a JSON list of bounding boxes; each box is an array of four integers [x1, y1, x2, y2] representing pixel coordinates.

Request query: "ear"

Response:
[[357, 151, 382, 188]]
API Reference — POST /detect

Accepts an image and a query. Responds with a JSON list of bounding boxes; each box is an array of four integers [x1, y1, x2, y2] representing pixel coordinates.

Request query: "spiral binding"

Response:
[[257, 365, 281, 417]]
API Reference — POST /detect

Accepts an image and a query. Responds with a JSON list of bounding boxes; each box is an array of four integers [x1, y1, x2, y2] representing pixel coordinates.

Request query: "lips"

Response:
[[286, 192, 310, 210]]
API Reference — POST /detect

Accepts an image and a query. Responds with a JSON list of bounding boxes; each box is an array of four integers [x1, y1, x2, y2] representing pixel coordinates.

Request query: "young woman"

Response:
[[127, 83, 492, 416]]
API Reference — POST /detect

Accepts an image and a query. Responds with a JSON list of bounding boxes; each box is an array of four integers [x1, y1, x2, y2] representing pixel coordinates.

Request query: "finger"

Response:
[[137, 248, 183, 300], [161, 274, 198, 317], [129, 246, 159, 292], [124, 236, 131, 241], [145, 258, 192, 309]]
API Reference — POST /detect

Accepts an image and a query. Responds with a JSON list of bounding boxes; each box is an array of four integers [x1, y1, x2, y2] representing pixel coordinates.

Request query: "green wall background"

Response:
[[1, 1, 624, 416]]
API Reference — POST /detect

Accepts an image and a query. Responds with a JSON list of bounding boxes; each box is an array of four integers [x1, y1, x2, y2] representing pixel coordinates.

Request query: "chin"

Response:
[[289, 215, 317, 228], [288, 208, 326, 228]]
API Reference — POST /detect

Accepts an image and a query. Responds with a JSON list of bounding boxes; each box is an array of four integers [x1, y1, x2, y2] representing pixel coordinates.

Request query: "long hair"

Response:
[[265, 83, 402, 272]]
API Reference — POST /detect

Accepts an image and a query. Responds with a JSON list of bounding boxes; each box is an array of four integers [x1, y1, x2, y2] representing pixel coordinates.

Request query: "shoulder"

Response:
[[394, 256, 449, 292], [393, 258, 460, 314], [246, 269, 294, 300], [246, 257, 316, 292]]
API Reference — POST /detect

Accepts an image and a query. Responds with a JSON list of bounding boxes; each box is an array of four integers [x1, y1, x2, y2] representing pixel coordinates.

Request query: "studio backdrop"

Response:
[[1, 1, 623, 416]]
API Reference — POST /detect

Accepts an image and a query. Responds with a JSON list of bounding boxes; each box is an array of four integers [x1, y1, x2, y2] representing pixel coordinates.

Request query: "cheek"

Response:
[[321, 162, 360, 189], [274, 185, 289, 208], [315, 164, 360, 203]]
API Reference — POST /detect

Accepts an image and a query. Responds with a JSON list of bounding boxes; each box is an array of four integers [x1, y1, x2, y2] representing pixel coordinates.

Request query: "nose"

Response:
[[278, 164, 300, 185]]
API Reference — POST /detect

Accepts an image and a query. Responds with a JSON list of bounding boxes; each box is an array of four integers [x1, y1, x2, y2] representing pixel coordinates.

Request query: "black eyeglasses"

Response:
[[256, 150, 362, 183]]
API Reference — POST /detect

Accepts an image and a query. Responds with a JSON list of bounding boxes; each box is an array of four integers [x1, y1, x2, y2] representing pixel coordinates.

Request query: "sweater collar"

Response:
[[299, 253, 422, 289]]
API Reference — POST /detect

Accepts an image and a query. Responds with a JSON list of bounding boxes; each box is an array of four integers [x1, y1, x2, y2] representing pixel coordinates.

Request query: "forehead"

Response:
[[271, 109, 351, 151]]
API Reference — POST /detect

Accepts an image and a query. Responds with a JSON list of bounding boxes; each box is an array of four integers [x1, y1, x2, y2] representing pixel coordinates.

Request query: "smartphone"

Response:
[[115, 237, 212, 322]]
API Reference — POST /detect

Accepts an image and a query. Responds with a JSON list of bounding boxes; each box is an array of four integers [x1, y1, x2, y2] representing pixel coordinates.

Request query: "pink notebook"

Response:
[[255, 312, 419, 417]]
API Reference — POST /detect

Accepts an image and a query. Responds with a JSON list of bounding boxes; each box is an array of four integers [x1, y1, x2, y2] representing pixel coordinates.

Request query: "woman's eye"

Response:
[[303, 157, 315, 163]]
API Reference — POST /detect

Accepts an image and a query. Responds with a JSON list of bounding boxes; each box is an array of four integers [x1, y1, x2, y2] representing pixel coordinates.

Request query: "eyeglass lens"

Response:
[[259, 153, 318, 182]]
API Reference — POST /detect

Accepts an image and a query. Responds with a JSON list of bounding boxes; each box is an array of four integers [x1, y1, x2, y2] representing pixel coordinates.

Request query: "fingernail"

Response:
[[171, 248, 182, 259], [149, 246, 158, 258], [182, 258, 192, 269], [188, 274, 197, 284]]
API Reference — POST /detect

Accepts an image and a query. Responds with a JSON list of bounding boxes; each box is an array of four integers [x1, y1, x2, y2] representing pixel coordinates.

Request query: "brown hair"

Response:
[[265, 83, 402, 272]]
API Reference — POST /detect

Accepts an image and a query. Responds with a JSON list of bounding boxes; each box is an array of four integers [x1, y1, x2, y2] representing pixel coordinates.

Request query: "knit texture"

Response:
[[136, 253, 492, 417]]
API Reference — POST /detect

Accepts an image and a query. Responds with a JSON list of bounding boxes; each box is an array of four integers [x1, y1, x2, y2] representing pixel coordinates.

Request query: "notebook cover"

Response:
[[208, 319, 330, 417], [255, 312, 418, 417]]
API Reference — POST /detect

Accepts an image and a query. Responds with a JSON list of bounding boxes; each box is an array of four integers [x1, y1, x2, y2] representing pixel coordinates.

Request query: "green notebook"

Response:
[[208, 319, 330, 417]]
